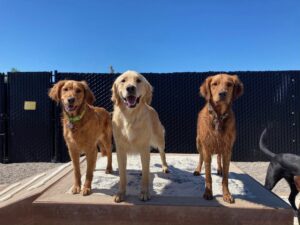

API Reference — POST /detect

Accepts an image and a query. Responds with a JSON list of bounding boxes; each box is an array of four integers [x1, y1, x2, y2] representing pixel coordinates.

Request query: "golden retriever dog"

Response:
[[111, 70, 169, 202], [194, 74, 243, 203], [49, 80, 112, 196]]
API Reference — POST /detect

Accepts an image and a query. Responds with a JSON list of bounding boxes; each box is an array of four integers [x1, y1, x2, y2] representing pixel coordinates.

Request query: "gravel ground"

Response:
[[0, 162, 63, 185], [234, 161, 291, 196]]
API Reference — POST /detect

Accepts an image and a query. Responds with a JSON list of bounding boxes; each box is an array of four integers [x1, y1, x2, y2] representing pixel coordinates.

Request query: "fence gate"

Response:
[[7, 72, 53, 162]]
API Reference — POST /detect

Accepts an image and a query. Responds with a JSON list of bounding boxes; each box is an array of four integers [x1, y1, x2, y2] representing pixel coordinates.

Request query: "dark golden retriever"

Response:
[[49, 80, 112, 196], [194, 74, 243, 203]]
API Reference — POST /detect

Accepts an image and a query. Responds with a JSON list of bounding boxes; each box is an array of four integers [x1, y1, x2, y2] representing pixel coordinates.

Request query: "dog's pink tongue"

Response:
[[127, 96, 137, 106]]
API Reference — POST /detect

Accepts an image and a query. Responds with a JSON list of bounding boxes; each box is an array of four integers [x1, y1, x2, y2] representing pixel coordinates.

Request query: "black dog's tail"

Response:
[[259, 128, 276, 158]]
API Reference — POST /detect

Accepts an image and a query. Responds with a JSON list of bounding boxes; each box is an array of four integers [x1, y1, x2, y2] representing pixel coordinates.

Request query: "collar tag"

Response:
[[67, 122, 74, 129]]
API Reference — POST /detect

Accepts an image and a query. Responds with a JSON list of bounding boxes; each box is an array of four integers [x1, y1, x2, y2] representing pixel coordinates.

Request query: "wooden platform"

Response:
[[0, 154, 294, 225]]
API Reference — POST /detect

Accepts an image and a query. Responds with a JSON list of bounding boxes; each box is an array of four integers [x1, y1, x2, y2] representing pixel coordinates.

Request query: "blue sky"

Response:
[[0, 0, 299, 73]]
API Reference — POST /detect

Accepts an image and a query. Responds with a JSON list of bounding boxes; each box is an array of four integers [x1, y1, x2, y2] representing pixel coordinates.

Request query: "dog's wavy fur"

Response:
[[111, 70, 169, 203], [49, 80, 112, 196], [194, 74, 243, 203]]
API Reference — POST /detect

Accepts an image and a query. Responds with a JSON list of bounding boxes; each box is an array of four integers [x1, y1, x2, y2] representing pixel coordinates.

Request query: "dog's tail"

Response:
[[259, 128, 276, 158]]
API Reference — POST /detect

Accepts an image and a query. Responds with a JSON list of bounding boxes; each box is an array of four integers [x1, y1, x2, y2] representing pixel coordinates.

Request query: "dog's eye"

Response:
[[121, 79, 126, 83], [227, 82, 233, 87], [75, 89, 82, 93], [137, 78, 141, 83], [212, 82, 218, 86], [63, 88, 68, 91]]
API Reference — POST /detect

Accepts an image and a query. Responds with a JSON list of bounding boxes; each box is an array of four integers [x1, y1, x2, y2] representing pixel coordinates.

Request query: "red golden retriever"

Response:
[[49, 80, 112, 196], [194, 74, 243, 203]]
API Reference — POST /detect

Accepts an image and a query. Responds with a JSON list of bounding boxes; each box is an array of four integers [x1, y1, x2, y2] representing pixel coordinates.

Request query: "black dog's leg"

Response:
[[264, 162, 283, 190], [286, 176, 298, 210]]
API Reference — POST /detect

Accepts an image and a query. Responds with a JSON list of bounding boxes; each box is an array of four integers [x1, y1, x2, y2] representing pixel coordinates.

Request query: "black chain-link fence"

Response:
[[1, 71, 299, 162], [231, 72, 298, 161]]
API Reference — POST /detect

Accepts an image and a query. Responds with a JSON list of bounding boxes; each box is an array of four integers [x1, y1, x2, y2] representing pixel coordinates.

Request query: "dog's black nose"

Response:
[[68, 97, 75, 104], [126, 85, 136, 94], [219, 91, 227, 98]]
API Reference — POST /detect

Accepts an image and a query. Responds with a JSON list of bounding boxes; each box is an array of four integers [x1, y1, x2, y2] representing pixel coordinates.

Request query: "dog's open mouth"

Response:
[[123, 96, 140, 108], [65, 105, 78, 112]]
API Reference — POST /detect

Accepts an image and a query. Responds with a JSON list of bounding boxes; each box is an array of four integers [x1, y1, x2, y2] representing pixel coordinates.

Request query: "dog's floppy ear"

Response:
[[200, 76, 212, 100], [142, 78, 153, 105], [111, 81, 121, 105], [48, 80, 66, 102], [232, 75, 244, 100], [80, 81, 95, 105]]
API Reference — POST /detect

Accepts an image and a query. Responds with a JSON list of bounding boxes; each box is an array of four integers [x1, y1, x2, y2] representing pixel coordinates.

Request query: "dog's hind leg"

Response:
[[100, 136, 113, 174], [264, 162, 283, 190], [153, 137, 169, 173], [286, 176, 298, 210], [152, 122, 169, 173], [217, 154, 223, 176], [194, 138, 203, 176], [159, 150, 169, 173], [105, 143, 113, 174]]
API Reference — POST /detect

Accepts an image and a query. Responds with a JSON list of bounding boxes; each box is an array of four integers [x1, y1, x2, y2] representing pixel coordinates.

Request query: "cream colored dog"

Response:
[[111, 70, 169, 202]]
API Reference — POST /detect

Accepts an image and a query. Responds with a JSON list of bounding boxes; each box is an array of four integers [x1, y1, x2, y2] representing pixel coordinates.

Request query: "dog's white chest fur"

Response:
[[121, 120, 136, 142]]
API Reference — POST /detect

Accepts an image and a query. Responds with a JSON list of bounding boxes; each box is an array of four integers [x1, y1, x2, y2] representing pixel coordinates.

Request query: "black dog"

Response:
[[259, 128, 300, 211]]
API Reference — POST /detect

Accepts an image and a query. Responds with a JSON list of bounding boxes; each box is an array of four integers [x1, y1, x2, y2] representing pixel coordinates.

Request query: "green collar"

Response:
[[66, 108, 86, 123]]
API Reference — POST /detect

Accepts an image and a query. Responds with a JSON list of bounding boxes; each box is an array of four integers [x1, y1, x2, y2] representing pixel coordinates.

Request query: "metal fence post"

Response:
[[51, 71, 58, 162], [0, 74, 9, 163]]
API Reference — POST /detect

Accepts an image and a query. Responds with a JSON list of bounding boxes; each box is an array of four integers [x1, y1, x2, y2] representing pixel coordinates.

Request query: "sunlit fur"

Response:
[[49, 80, 113, 196], [194, 74, 243, 203], [111, 71, 169, 203]]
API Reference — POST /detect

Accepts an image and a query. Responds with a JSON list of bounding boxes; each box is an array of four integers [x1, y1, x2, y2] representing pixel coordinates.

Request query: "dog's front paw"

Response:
[[193, 171, 200, 176], [223, 193, 234, 203], [114, 192, 125, 203], [203, 188, 213, 200], [162, 166, 170, 173], [105, 166, 113, 174], [217, 169, 223, 176], [139, 191, 151, 201], [71, 185, 81, 194], [82, 187, 92, 196]]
